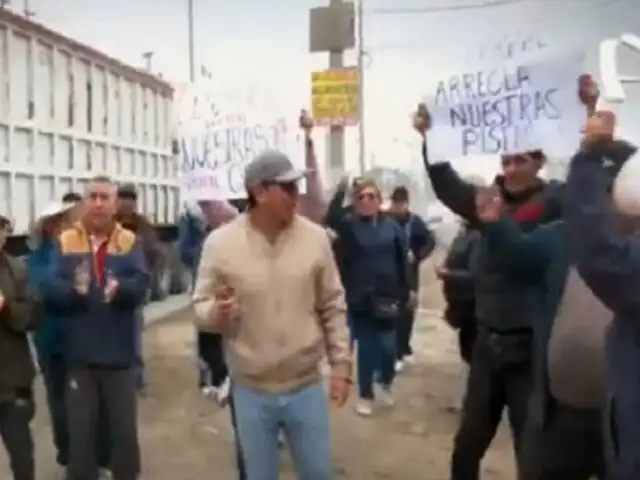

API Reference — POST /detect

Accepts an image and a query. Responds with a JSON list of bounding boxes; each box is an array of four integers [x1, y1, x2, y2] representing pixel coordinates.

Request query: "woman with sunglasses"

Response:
[[326, 178, 411, 417]]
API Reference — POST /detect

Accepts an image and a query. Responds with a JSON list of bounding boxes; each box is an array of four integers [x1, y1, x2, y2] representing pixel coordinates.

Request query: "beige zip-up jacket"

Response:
[[192, 214, 351, 392]]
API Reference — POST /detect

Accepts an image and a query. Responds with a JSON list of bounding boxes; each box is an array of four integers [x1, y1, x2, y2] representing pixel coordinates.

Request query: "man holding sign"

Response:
[[413, 100, 563, 478], [427, 54, 584, 158]]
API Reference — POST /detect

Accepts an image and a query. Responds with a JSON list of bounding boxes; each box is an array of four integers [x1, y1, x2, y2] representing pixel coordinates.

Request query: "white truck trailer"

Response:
[[0, 9, 185, 296]]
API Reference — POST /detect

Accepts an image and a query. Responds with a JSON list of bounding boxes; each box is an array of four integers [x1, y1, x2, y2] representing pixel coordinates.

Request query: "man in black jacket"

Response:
[[412, 110, 563, 479], [0, 215, 39, 480], [387, 186, 435, 371], [437, 220, 481, 411]]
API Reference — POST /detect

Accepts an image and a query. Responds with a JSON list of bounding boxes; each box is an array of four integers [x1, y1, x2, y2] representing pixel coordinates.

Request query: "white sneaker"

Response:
[[355, 400, 373, 417], [379, 388, 395, 407], [99, 468, 113, 479], [395, 360, 404, 372], [200, 385, 214, 397], [215, 377, 231, 406], [404, 354, 416, 365]]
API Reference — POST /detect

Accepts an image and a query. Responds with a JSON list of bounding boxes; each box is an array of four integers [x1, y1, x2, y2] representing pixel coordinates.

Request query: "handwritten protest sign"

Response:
[[426, 51, 585, 158], [176, 83, 304, 200]]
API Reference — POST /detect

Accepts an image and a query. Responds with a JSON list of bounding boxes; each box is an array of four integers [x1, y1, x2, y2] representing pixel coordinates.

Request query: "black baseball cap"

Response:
[[117, 183, 138, 200]]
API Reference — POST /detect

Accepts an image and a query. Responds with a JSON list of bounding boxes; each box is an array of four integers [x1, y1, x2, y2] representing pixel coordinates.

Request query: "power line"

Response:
[[368, 0, 523, 15], [368, 0, 622, 14]]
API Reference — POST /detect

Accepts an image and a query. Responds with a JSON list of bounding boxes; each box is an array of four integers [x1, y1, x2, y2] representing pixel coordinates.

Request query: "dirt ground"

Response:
[[0, 257, 516, 479]]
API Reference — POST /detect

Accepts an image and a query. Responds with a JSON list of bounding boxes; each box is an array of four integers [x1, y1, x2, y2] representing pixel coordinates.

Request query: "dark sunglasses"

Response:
[[264, 181, 298, 195], [358, 192, 377, 201]]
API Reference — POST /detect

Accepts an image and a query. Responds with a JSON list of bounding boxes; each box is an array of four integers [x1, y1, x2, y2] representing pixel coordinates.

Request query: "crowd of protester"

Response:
[[2, 74, 640, 480]]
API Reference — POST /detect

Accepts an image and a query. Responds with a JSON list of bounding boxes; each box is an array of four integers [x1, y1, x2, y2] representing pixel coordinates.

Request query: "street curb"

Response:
[[143, 293, 192, 328]]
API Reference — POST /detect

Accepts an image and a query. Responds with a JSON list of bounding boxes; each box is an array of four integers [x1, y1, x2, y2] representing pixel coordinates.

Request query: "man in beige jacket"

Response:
[[192, 150, 351, 479]]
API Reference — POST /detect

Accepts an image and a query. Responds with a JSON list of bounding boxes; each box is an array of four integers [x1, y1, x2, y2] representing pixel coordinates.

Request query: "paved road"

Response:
[[0, 298, 515, 479]]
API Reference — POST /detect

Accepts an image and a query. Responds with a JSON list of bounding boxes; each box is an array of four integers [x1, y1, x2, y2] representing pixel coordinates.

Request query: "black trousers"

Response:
[[228, 393, 247, 480], [451, 330, 532, 480], [396, 306, 415, 359], [66, 367, 139, 480], [39, 353, 110, 468], [520, 403, 606, 480], [0, 394, 35, 480], [197, 332, 228, 387]]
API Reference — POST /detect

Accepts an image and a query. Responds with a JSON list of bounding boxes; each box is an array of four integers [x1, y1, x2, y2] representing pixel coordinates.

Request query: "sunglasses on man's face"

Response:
[[264, 181, 298, 195]]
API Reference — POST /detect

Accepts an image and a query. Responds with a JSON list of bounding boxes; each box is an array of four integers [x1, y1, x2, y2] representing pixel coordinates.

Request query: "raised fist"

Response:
[[582, 110, 615, 145], [412, 103, 430, 134], [299, 109, 314, 134], [578, 74, 599, 110]]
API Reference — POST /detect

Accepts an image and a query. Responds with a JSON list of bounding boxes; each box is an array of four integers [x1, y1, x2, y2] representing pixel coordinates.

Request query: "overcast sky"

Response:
[[18, 0, 640, 180]]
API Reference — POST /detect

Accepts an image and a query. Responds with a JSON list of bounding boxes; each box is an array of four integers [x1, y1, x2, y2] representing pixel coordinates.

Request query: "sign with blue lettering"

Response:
[[177, 85, 304, 200], [427, 52, 585, 158]]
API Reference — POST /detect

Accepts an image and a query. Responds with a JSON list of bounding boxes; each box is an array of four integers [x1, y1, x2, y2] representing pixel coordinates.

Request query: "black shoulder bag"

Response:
[[368, 229, 407, 328]]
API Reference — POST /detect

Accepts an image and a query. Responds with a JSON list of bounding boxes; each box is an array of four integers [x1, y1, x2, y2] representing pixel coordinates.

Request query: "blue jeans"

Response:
[[232, 381, 332, 480], [354, 322, 396, 400]]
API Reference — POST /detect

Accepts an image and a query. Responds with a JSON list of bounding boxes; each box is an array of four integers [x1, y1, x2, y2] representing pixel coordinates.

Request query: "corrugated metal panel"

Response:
[[10, 32, 29, 122], [0, 124, 7, 163], [0, 24, 8, 118], [35, 40, 54, 125], [0, 173, 10, 222], [0, 20, 179, 234], [14, 174, 35, 233]]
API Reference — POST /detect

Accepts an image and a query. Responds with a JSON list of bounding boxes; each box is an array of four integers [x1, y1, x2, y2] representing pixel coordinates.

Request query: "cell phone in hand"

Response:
[[417, 103, 431, 127]]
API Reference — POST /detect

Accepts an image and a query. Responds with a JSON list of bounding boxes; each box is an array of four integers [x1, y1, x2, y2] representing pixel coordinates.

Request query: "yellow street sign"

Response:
[[310, 67, 359, 126]]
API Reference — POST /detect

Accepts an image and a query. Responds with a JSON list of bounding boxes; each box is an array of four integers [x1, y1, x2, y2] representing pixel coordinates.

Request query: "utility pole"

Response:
[[187, 0, 195, 82], [356, 0, 365, 175], [309, 1, 356, 184], [22, 0, 33, 18], [328, 0, 345, 182], [142, 51, 155, 72]]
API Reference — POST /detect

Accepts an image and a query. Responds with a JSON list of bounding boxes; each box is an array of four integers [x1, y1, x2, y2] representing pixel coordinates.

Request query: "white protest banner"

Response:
[[176, 83, 305, 200], [426, 51, 586, 159]]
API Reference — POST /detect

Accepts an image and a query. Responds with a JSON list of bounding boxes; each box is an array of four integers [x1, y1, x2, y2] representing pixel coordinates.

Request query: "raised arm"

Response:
[[198, 200, 239, 229], [324, 176, 351, 237], [297, 133, 326, 223], [422, 138, 479, 223], [412, 106, 478, 222], [564, 141, 640, 313]]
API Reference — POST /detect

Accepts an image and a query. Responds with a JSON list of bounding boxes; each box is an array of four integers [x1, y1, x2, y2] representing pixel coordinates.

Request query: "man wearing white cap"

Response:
[[193, 150, 351, 479], [27, 201, 92, 476]]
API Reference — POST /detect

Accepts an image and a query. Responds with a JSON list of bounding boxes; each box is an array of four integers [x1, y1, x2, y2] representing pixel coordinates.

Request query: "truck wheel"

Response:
[[149, 263, 170, 301], [166, 242, 188, 294]]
